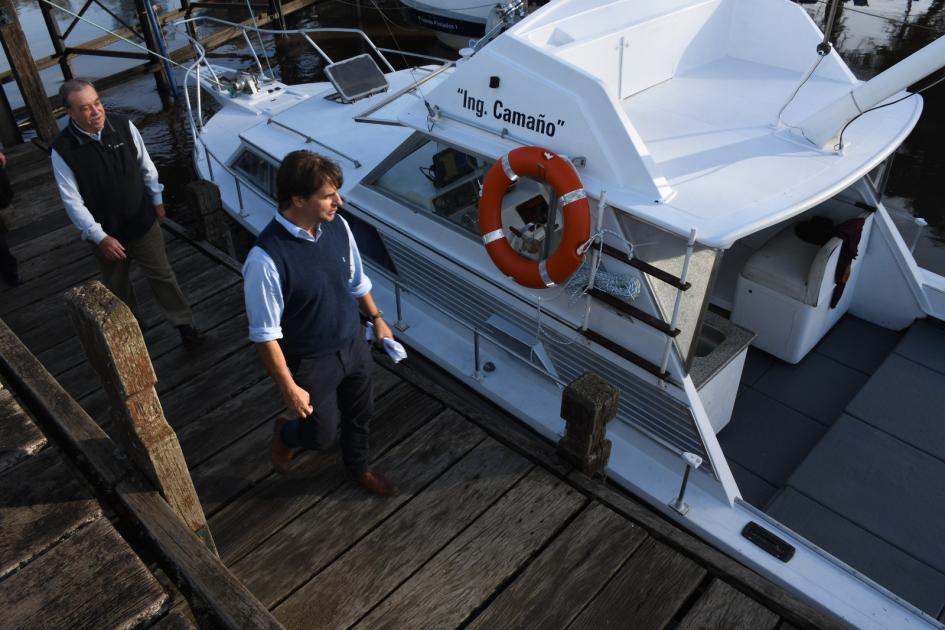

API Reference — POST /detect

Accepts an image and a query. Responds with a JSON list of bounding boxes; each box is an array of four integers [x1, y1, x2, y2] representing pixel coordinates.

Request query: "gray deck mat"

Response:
[[782, 414, 945, 577], [895, 319, 945, 376], [767, 487, 945, 617], [846, 353, 945, 462]]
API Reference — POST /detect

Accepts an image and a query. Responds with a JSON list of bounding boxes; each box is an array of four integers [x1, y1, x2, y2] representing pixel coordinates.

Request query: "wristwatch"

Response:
[[370, 310, 384, 320]]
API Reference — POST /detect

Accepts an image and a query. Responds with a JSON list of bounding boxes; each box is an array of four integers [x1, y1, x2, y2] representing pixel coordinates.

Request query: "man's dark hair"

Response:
[[276, 151, 344, 210], [59, 79, 97, 109]]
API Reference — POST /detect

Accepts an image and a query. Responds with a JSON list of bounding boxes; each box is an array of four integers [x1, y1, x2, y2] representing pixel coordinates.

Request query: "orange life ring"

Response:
[[478, 146, 590, 289]]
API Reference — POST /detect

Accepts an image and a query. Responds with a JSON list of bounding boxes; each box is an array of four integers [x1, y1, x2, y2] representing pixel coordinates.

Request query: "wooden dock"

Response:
[[0, 366, 190, 627], [0, 142, 839, 629]]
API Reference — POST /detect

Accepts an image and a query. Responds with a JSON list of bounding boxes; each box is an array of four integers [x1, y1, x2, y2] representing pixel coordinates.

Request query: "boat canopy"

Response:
[[397, 0, 923, 248]]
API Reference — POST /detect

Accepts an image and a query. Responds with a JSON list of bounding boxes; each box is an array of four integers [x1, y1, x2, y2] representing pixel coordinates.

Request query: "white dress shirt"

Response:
[[51, 118, 164, 244], [242, 212, 373, 344]]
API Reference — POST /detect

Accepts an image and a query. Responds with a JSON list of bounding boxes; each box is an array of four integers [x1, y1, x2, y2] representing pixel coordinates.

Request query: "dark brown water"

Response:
[[6, 1, 943, 266]]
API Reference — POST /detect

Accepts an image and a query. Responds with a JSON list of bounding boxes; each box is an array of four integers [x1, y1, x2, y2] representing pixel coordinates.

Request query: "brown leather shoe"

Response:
[[353, 470, 399, 497], [271, 415, 296, 476]]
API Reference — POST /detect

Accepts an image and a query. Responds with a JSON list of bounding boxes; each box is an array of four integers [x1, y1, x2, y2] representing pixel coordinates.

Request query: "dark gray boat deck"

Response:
[[720, 314, 945, 620], [0, 142, 838, 629]]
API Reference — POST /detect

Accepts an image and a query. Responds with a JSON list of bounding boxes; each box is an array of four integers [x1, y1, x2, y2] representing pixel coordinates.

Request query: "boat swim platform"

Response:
[[0, 141, 839, 629]]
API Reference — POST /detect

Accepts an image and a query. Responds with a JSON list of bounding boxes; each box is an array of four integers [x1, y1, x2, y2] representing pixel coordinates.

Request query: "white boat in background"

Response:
[[399, 0, 530, 49], [178, 1, 945, 627]]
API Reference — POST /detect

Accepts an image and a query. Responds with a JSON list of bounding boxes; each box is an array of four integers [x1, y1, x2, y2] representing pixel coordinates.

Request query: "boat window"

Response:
[[232, 149, 276, 198], [369, 138, 559, 255]]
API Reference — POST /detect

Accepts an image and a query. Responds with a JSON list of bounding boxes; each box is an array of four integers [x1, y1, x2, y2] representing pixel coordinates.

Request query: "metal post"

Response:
[[394, 283, 408, 331], [204, 144, 214, 180], [670, 452, 703, 515], [473, 328, 483, 381], [134, 0, 173, 104], [235, 177, 246, 216], [910, 217, 928, 254]]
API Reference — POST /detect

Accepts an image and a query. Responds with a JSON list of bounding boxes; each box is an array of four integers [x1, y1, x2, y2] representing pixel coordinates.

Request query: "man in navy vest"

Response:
[[51, 79, 203, 347], [243, 150, 397, 497]]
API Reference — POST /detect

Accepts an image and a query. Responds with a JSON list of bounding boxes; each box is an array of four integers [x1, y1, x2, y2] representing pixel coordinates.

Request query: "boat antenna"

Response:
[[243, 0, 276, 81], [774, 0, 844, 129]]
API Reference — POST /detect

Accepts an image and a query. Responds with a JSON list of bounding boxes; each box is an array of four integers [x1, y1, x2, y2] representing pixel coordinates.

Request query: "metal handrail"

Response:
[[367, 263, 569, 389]]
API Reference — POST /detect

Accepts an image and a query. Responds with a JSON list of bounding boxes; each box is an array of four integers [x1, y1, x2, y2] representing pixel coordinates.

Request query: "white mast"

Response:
[[798, 35, 945, 148]]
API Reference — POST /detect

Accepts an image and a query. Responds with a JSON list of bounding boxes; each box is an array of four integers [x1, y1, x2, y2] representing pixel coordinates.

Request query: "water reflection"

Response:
[[799, 0, 945, 262]]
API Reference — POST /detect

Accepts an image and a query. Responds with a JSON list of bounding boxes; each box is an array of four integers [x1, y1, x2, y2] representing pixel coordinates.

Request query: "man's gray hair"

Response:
[[59, 79, 96, 108]]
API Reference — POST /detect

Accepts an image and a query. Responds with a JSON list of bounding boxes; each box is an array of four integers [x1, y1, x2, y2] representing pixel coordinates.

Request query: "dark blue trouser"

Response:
[[281, 334, 374, 475]]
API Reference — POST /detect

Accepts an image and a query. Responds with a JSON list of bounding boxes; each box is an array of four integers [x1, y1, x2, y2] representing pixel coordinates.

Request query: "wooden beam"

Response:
[[0, 0, 59, 143], [63, 280, 216, 553], [0, 317, 283, 630]]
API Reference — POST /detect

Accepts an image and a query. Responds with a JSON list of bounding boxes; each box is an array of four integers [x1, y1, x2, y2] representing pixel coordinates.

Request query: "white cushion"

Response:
[[742, 227, 839, 305]]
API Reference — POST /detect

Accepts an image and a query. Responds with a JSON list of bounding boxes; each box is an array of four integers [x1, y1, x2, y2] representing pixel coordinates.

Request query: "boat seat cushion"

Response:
[[741, 227, 841, 305]]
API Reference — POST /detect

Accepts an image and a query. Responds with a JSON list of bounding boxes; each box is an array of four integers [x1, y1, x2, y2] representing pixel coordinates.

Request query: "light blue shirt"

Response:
[[51, 118, 164, 245], [242, 212, 372, 343]]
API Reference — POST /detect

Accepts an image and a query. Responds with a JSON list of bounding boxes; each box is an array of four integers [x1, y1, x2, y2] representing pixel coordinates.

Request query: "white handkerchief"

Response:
[[364, 323, 408, 363]]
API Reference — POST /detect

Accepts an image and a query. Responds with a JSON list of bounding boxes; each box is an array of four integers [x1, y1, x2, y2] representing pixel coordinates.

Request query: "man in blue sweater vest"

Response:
[[243, 151, 397, 496]]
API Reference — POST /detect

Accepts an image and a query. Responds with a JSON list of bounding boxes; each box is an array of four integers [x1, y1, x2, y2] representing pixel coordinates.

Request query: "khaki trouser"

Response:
[[91, 220, 192, 327]]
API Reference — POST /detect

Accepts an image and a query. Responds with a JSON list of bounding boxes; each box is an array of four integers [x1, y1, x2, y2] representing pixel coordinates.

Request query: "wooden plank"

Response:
[[269, 431, 530, 625], [7, 238, 201, 350], [0, 518, 167, 629], [237, 411, 486, 604], [3, 209, 72, 250], [0, 385, 46, 474], [679, 579, 780, 630], [187, 351, 415, 514], [150, 609, 197, 630], [468, 502, 648, 630], [353, 467, 586, 630], [38, 277, 246, 379], [0, 232, 192, 320], [179, 356, 401, 471], [569, 538, 706, 630], [60, 292, 252, 407], [210, 382, 443, 564], [0, 318, 281, 628], [0, 447, 101, 579], [388, 350, 844, 630]]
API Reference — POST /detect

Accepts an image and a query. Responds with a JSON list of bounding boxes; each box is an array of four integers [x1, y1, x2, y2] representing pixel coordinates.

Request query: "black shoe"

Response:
[[178, 324, 206, 348]]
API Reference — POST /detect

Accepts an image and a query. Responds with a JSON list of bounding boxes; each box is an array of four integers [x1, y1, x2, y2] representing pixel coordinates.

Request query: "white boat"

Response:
[[399, 0, 528, 49], [178, 2, 945, 627]]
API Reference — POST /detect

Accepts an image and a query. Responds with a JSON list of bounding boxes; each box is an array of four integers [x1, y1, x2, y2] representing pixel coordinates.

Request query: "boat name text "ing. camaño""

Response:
[[458, 88, 565, 137]]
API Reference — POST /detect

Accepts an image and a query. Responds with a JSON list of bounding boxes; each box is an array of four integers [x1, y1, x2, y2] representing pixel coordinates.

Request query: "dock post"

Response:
[[134, 0, 173, 106], [64, 281, 217, 554], [0, 0, 60, 144], [38, 0, 74, 81], [558, 372, 619, 479], [187, 180, 236, 258]]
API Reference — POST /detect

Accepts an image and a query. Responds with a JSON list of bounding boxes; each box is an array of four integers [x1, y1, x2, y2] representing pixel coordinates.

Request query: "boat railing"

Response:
[[198, 143, 270, 219], [174, 15, 442, 134]]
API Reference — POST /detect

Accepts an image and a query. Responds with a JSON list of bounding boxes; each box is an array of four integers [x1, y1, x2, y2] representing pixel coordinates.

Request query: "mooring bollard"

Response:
[[64, 280, 217, 554], [187, 179, 235, 258], [558, 372, 619, 479]]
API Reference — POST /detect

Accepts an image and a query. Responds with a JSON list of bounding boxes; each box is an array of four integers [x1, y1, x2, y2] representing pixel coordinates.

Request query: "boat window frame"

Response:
[[228, 142, 280, 201]]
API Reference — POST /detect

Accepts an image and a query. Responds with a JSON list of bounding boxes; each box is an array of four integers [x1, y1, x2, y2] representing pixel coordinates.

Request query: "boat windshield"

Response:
[[369, 135, 560, 257]]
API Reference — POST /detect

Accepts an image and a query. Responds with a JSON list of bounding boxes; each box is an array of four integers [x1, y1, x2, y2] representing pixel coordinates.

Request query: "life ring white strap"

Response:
[[482, 229, 505, 245], [559, 188, 587, 206], [501, 154, 519, 182], [538, 260, 555, 287]]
